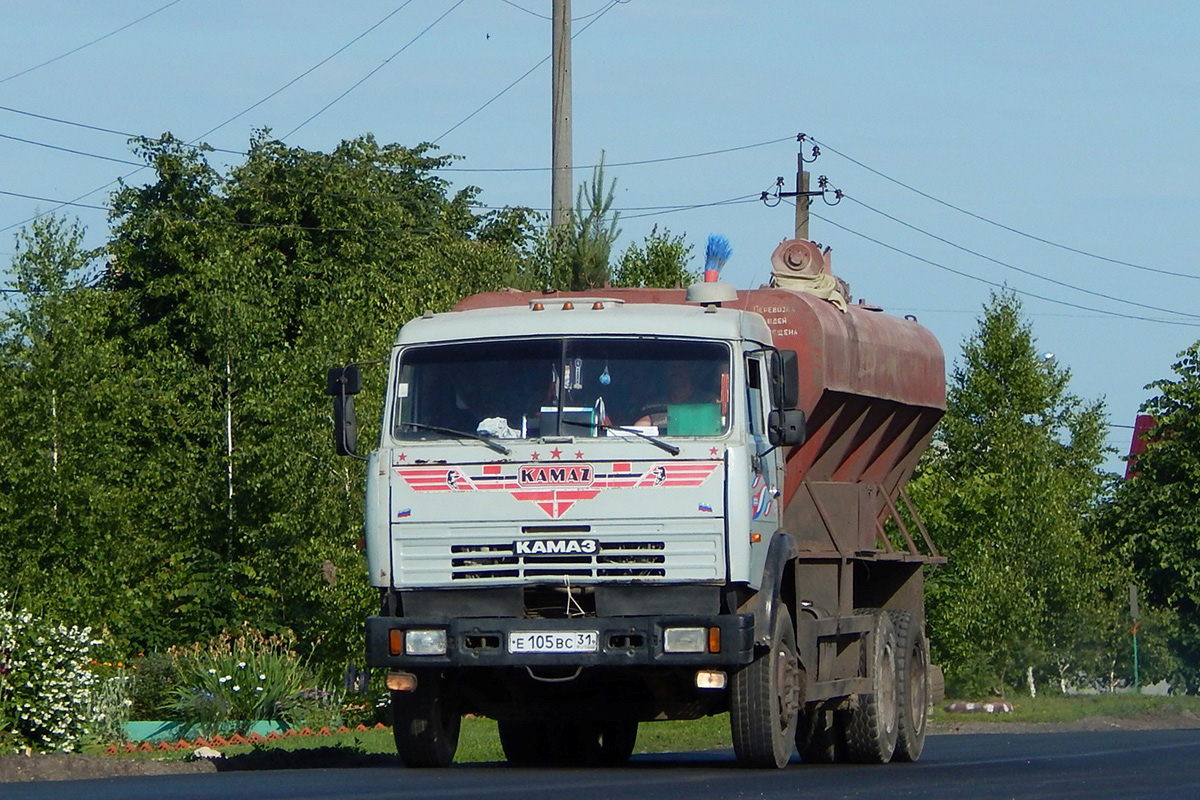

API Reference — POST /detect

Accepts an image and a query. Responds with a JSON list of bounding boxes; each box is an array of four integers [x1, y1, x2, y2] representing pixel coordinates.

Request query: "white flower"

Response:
[[232, 685, 241, 692], [258, 674, 267, 681], [237, 662, 247, 669]]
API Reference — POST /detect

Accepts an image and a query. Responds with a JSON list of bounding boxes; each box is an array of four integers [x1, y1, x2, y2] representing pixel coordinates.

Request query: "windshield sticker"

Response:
[[394, 462, 720, 519]]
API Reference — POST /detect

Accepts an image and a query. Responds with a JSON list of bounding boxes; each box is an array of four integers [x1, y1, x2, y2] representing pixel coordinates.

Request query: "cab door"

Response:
[[745, 352, 783, 542]]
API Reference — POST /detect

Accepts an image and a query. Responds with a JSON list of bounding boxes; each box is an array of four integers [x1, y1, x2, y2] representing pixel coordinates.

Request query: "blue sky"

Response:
[[3, 1, 1198, 471]]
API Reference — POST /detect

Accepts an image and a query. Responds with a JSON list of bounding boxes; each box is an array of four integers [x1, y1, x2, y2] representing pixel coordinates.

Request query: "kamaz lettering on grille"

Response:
[[518, 465, 595, 487], [514, 538, 599, 556]]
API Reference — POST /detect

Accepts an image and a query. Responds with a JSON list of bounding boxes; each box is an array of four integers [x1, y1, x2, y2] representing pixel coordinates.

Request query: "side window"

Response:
[[746, 356, 765, 437]]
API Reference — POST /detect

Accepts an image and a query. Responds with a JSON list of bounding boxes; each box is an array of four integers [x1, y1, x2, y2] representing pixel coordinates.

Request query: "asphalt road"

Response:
[[9, 730, 1200, 800]]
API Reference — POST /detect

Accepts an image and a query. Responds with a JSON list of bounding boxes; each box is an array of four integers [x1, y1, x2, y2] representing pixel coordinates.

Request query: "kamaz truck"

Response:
[[328, 238, 946, 768]]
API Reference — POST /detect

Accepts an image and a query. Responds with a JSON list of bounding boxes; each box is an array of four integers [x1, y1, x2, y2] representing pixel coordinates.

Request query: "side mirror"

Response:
[[767, 408, 806, 447], [777, 350, 800, 410], [326, 366, 361, 457]]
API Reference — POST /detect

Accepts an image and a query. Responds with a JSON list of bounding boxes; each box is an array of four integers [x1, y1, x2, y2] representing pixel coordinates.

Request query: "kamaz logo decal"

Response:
[[394, 461, 720, 519], [514, 538, 599, 556], [518, 464, 594, 487]]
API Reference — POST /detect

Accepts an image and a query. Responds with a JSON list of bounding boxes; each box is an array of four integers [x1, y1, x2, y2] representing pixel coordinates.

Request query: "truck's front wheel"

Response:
[[731, 605, 801, 768], [498, 720, 639, 766], [391, 671, 460, 768]]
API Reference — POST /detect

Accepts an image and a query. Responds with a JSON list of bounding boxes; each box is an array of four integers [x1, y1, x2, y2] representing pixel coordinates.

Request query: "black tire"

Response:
[[731, 605, 801, 768], [795, 704, 841, 764], [595, 720, 639, 766], [498, 720, 546, 766], [843, 610, 899, 764], [501, 720, 637, 766], [391, 672, 461, 768], [888, 610, 929, 762]]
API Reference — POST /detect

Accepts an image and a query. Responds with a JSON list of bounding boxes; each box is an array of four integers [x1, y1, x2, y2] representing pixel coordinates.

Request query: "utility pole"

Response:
[[795, 154, 810, 241], [551, 0, 572, 229], [760, 136, 833, 240]]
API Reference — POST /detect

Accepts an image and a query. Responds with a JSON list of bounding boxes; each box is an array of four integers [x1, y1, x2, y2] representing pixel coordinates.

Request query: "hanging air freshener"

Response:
[[573, 358, 583, 390], [600, 361, 611, 386]]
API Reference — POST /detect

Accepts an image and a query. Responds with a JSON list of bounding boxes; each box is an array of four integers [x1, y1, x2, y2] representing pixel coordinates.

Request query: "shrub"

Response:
[[0, 591, 106, 753], [127, 652, 178, 720], [90, 671, 134, 744], [283, 686, 346, 730], [165, 625, 311, 735]]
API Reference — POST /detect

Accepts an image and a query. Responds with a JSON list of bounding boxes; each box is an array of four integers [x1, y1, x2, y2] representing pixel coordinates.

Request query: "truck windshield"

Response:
[[392, 338, 730, 441]]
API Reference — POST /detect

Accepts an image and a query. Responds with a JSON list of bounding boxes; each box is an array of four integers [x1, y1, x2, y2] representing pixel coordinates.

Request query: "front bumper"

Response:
[[365, 613, 756, 669]]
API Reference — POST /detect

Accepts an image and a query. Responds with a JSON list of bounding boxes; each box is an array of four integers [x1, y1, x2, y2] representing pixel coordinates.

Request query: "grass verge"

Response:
[[88, 695, 1200, 766], [87, 714, 733, 764], [931, 693, 1200, 726]]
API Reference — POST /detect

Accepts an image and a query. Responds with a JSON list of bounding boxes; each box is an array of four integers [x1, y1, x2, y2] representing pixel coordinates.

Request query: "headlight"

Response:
[[405, 629, 448, 656], [664, 627, 707, 653]]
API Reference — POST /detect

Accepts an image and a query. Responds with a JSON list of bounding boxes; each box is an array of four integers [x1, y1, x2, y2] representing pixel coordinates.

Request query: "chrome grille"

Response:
[[449, 541, 667, 580]]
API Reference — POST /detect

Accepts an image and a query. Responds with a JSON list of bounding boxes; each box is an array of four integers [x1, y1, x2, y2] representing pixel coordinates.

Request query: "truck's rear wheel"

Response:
[[843, 610, 899, 764], [731, 605, 800, 768], [796, 704, 841, 764], [391, 671, 460, 768], [888, 610, 929, 762]]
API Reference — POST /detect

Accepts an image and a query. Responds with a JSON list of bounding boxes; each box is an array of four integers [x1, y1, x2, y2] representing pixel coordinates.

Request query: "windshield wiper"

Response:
[[401, 422, 512, 456], [559, 419, 680, 456]]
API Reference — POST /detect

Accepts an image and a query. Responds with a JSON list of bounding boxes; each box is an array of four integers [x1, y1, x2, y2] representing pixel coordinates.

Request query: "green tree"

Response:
[[0, 216, 175, 645], [100, 132, 530, 665], [910, 292, 1116, 695], [523, 154, 622, 291], [0, 132, 528, 668], [1101, 342, 1200, 691], [612, 225, 696, 288]]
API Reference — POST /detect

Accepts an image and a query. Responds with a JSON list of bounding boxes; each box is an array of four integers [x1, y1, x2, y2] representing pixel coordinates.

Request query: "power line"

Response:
[[2, 3, 422, 150], [0, 3, 429, 234], [808, 135, 1200, 281], [201, 1, 417, 143], [433, 0, 624, 143], [441, 135, 795, 172], [495, 0, 622, 22], [0, 104, 248, 156], [469, 193, 760, 217], [281, 1, 466, 140], [842, 193, 1200, 320], [0, 0, 186, 85], [1, 183, 758, 230], [0, 92, 790, 175], [807, 207, 1200, 328], [0, 132, 145, 168], [0, 189, 108, 211]]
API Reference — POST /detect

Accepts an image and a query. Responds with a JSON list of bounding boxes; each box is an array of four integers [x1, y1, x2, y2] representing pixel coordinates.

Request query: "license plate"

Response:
[[508, 631, 599, 654]]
